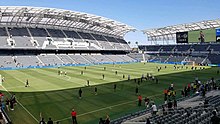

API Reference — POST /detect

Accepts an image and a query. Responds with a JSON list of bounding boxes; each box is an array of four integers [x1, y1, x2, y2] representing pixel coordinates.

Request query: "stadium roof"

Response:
[[142, 19, 220, 41], [0, 6, 136, 37]]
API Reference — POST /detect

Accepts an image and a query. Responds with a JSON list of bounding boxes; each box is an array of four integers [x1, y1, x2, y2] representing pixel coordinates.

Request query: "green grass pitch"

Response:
[[0, 63, 219, 124]]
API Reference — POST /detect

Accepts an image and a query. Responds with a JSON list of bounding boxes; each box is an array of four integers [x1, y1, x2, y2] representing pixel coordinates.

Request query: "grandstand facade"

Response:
[[0, 6, 136, 69], [133, 19, 220, 66]]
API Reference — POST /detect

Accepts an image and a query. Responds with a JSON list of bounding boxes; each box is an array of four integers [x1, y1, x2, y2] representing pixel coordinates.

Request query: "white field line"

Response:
[[55, 88, 183, 122], [1, 86, 39, 123], [54, 93, 163, 122]]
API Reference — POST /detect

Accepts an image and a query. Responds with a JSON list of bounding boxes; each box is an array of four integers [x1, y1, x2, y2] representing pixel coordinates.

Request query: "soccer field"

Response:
[[0, 63, 219, 124]]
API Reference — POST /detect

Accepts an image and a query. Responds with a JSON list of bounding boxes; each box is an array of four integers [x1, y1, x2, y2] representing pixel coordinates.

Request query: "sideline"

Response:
[[54, 93, 164, 122], [1, 86, 39, 123]]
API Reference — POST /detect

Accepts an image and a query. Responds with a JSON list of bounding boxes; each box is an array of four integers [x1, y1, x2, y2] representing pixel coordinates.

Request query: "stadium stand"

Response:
[[0, 6, 137, 71], [139, 43, 220, 65], [112, 88, 220, 124]]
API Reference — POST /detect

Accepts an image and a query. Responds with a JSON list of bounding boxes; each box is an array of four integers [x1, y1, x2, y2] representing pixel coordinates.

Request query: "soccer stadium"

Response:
[[0, 1, 220, 124]]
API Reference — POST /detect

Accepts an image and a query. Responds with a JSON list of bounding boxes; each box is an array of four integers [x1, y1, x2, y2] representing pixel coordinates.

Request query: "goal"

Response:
[[182, 61, 195, 66]]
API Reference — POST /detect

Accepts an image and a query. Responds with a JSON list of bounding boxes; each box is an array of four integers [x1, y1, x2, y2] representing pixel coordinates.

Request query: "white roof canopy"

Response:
[[0, 6, 136, 37], [142, 19, 220, 41]]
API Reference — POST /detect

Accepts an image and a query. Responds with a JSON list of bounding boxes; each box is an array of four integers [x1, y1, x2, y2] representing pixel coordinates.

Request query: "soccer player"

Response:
[[137, 79, 140, 85], [84, 66, 87, 70], [2, 76, 5, 83], [58, 70, 60, 75], [94, 87, 97, 95], [128, 75, 130, 81], [104, 67, 106, 71], [115, 71, 118, 75], [102, 74, 105, 80], [25, 79, 29, 87], [141, 74, 144, 79], [217, 70, 219, 74], [155, 78, 158, 84], [78, 88, 82, 99], [71, 109, 77, 124], [135, 87, 139, 95], [81, 71, 84, 75], [64, 71, 67, 76], [114, 84, 117, 92], [122, 74, 125, 79], [87, 80, 90, 86], [157, 68, 160, 72]]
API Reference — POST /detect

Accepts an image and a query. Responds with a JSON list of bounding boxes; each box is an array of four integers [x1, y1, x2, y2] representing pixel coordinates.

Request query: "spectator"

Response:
[[167, 99, 172, 110], [211, 111, 220, 124], [138, 95, 142, 106], [9, 99, 14, 111], [10, 94, 16, 104], [6, 98, 9, 111], [71, 109, 77, 124], [39, 118, 46, 124], [162, 105, 166, 115], [105, 115, 110, 124], [204, 99, 209, 108], [173, 99, 177, 109], [144, 97, 150, 108], [201, 109, 207, 116], [152, 103, 157, 116], [47, 117, 53, 124], [146, 118, 150, 124], [99, 118, 104, 124], [181, 90, 185, 97]]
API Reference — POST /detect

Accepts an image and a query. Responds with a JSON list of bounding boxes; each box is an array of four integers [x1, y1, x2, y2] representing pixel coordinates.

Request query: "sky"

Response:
[[0, 0, 219, 47]]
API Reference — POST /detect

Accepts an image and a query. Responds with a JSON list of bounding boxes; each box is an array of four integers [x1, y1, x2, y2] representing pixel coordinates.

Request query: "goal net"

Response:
[[182, 61, 195, 66]]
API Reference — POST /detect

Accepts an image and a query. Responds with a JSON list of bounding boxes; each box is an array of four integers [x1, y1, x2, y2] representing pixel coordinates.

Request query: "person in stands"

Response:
[[211, 111, 220, 124]]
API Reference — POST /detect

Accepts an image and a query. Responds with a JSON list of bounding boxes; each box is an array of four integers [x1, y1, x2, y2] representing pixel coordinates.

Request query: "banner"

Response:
[[216, 28, 220, 42], [176, 32, 188, 43]]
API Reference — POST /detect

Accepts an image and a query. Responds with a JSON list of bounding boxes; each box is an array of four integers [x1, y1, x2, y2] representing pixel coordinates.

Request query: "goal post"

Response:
[[182, 61, 195, 66]]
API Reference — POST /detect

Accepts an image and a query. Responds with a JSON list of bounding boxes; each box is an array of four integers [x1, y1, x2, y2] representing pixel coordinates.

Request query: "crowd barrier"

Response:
[[147, 60, 187, 65], [0, 61, 138, 71], [148, 60, 220, 67]]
